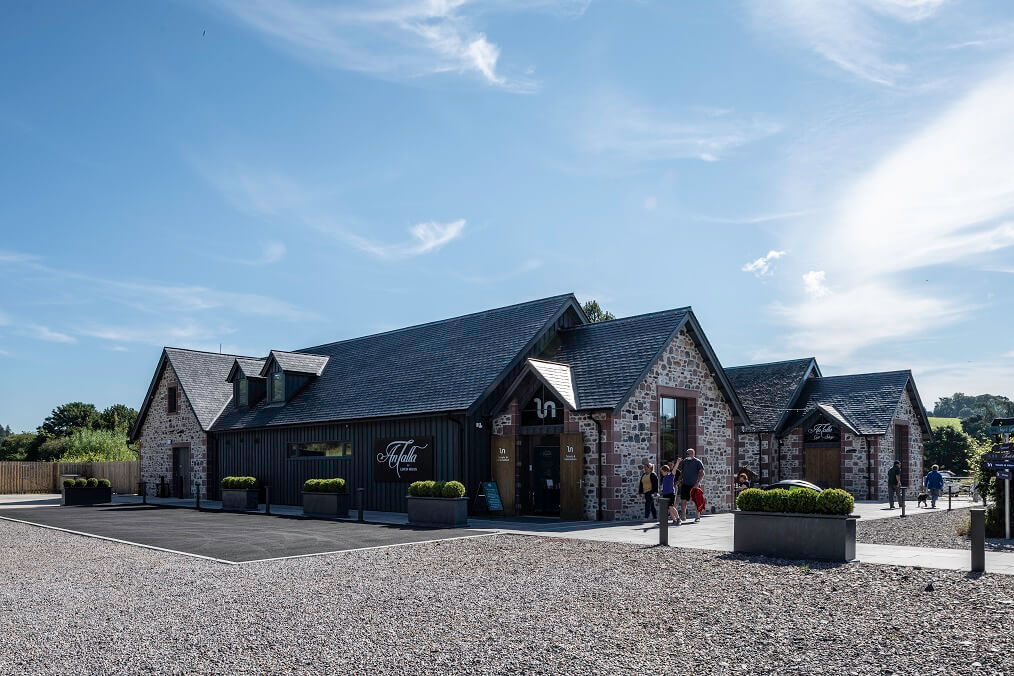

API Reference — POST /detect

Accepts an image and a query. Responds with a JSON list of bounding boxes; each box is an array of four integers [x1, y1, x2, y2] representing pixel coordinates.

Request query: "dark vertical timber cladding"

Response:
[[215, 415, 460, 511]]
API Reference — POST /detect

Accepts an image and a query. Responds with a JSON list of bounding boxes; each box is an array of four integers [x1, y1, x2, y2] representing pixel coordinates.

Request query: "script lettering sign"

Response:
[[805, 416, 841, 444], [373, 436, 434, 482]]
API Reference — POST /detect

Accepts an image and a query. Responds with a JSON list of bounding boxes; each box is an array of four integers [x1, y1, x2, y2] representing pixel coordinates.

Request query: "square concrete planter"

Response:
[[302, 491, 350, 519], [222, 488, 259, 512], [734, 511, 858, 562], [407, 496, 468, 528], [62, 486, 113, 506]]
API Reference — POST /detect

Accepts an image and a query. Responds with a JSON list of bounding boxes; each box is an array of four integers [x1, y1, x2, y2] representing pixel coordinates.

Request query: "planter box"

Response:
[[62, 486, 113, 506], [222, 488, 259, 512], [734, 511, 858, 562], [407, 496, 468, 528], [302, 491, 350, 519]]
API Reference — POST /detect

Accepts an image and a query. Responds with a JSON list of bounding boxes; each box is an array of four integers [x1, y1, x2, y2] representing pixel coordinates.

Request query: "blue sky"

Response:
[[2, 0, 1014, 432]]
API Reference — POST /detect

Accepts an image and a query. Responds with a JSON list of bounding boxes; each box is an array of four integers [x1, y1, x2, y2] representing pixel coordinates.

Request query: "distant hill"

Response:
[[929, 417, 962, 432]]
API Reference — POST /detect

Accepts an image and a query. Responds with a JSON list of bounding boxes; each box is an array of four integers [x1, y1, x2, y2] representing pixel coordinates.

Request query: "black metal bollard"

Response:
[[658, 496, 669, 546], [264, 485, 271, 515], [900, 487, 906, 517], [357, 488, 365, 523], [139, 481, 147, 505], [971, 508, 985, 573], [948, 486, 953, 511], [194, 481, 201, 511]]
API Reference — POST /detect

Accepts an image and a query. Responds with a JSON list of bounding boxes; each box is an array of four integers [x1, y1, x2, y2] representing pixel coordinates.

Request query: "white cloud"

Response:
[[802, 270, 829, 298], [643, 196, 657, 211], [207, 0, 560, 91], [223, 240, 287, 266], [578, 96, 781, 163], [109, 346, 129, 352], [742, 250, 787, 278], [25, 323, 76, 344], [341, 220, 466, 259], [750, 0, 948, 86]]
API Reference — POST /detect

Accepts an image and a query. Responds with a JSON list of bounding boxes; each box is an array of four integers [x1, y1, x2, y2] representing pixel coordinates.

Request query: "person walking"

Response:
[[638, 462, 659, 520], [679, 448, 706, 523], [659, 463, 681, 525], [924, 464, 945, 509], [888, 460, 903, 509]]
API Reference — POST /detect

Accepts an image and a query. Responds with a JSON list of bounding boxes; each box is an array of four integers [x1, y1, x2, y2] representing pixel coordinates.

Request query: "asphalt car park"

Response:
[[0, 504, 488, 563]]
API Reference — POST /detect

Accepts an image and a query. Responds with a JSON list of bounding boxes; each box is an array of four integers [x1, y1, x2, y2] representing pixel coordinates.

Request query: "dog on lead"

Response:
[[917, 492, 929, 508]]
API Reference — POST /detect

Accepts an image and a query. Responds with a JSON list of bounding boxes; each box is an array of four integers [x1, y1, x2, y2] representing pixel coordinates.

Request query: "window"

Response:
[[271, 370, 284, 403], [238, 378, 248, 407], [659, 396, 689, 462], [288, 441, 353, 459], [167, 386, 178, 414], [895, 424, 909, 463]]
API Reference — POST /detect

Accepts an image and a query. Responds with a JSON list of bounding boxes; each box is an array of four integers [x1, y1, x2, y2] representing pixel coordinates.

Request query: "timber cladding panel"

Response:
[[559, 433, 583, 519], [215, 415, 461, 511], [490, 435, 516, 515]]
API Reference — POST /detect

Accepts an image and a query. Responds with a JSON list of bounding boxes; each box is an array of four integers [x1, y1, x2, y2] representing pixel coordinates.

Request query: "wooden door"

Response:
[[490, 435, 516, 515], [172, 445, 191, 498], [804, 447, 841, 489], [560, 433, 584, 520]]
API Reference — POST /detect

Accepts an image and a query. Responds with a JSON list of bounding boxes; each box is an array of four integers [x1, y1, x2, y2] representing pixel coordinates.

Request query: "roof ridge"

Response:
[[165, 346, 257, 359], [814, 369, 911, 381], [560, 306, 691, 332], [726, 357, 815, 370], [297, 293, 576, 353]]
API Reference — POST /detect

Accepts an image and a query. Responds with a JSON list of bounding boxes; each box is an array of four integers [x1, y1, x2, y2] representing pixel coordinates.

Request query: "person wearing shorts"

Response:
[[679, 448, 705, 523], [659, 463, 682, 525]]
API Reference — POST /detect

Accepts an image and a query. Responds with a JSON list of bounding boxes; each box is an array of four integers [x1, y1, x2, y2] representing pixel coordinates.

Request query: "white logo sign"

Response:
[[808, 423, 836, 440], [563, 444, 577, 461], [497, 447, 510, 462], [376, 439, 429, 479], [534, 397, 557, 420]]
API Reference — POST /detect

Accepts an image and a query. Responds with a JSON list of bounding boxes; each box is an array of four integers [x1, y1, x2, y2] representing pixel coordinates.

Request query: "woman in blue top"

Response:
[[659, 463, 682, 525]]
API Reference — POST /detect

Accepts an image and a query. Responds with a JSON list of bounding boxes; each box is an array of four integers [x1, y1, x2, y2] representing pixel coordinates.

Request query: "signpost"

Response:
[[478, 481, 504, 513]]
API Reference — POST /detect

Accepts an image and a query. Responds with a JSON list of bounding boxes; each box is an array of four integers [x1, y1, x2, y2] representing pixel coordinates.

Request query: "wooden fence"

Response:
[[0, 461, 140, 495]]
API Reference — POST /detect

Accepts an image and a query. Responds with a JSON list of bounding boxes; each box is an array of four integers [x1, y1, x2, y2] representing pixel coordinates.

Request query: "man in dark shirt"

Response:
[[888, 460, 903, 509], [679, 448, 705, 522]]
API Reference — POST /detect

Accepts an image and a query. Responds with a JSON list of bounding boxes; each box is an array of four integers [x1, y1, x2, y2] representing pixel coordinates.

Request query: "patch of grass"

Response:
[[929, 417, 962, 432]]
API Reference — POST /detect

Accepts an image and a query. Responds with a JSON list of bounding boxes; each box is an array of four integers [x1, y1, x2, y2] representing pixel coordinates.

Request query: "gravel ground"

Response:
[[858, 507, 1014, 552], [2, 522, 1014, 675]]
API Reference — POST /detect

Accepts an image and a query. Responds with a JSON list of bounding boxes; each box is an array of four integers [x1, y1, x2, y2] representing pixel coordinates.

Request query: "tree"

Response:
[[40, 402, 100, 437], [582, 300, 615, 323], [61, 428, 135, 462], [933, 393, 1014, 422], [99, 404, 138, 435], [0, 424, 10, 441], [923, 425, 973, 473], [0, 432, 36, 461]]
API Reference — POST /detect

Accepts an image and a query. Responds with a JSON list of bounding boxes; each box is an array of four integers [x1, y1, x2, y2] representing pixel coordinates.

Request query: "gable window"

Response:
[[659, 396, 689, 462], [271, 370, 284, 403], [895, 424, 909, 463], [167, 386, 178, 414], [238, 378, 249, 407], [288, 441, 352, 459]]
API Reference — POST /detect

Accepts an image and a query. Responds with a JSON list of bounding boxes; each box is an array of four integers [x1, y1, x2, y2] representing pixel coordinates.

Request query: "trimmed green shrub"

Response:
[[408, 480, 436, 497], [816, 488, 854, 515], [736, 488, 765, 511], [303, 478, 346, 493], [74, 478, 88, 488], [86, 477, 98, 488], [785, 488, 818, 513], [96, 478, 111, 488], [221, 476, 258, 490], [431, 481, 446, 498], [761, 488, 792, 513], [441, 481, 466, 498], [62, 478, 76, 488]]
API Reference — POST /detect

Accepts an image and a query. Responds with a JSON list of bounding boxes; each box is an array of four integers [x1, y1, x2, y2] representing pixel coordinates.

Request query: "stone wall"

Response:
[[137, 362, 209, 498], [841, 433, 870, 499], [879, 389, 925, 496], [736, 433, 759, 477], [608, 327, 735, 519]]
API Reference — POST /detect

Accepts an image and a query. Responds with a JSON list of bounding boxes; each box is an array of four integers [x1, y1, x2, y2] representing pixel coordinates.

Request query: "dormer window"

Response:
[[271, 370, 284, 403], [238, 378, 249, 407]]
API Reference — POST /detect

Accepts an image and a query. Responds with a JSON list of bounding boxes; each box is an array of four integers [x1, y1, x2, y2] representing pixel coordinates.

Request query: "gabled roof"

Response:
[[725, 357, 820, 432], [130, 347, 250, 441], [781, 370, 932, 436], [544, 308, 749, 421], [211, 294, 582, 431], [261, 350, 328, 376], [227, 357, 266, 383], [529, 359, 577, 410]]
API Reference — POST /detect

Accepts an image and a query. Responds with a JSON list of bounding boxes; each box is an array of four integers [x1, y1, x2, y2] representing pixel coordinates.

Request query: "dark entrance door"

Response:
[[172, 445, 191, 498], [804, 447, 841, 489], [520, 436, 561, 516]]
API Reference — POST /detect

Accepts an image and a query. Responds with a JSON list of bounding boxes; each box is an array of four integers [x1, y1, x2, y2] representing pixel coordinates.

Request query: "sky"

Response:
[[2, 0, 1014, 433]]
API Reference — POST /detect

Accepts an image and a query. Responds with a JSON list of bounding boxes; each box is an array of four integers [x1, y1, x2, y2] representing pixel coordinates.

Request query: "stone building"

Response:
[[131, 293, 931, 520]]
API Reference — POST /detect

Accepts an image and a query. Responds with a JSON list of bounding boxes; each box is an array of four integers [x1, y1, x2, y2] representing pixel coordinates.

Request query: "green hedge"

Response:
[[97, 478, 111, 488], [408, 480, 466, 498], [63, 477, 111, 489], [74, 478, 88, 488], [737, 486, 854, 515], [303, 478, 347, 493], [221, 476, 258, 490]]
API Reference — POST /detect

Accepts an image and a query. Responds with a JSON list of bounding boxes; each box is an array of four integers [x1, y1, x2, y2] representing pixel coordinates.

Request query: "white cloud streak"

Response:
[[24, 323, 76, 344], [742, 250, 787, 277]]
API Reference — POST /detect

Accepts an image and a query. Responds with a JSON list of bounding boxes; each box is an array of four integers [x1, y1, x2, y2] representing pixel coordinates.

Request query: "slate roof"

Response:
[[210, 294, 580, 430], [262, 350, 328, 376], [528, 359, 577, 409], [230, 357, 266, 381], [780, 370, 929, 436], [725, 358, 818, 432]]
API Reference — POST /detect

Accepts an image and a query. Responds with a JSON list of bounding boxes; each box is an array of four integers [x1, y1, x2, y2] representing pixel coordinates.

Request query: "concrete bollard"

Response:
[[357, 487, 365, 523], [658, 496, 669, 547], [971, 508, 985, 573]]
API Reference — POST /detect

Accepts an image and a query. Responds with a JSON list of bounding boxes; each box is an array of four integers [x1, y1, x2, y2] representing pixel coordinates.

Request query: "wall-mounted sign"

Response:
[[521, 386, 563, 427], [373, 437, 434, 482], [805, 416, 840, 444]]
